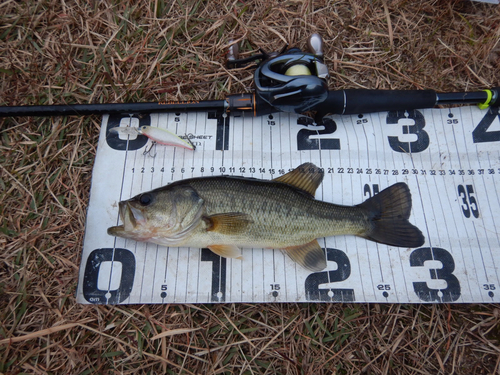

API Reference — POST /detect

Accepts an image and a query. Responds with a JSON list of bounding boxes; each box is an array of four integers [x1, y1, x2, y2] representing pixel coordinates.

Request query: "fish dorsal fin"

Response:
[[204, 213, 253, 234], [208, 245, 243, 260], [283, 240, 327, 272], [273, 162, 324, 196]]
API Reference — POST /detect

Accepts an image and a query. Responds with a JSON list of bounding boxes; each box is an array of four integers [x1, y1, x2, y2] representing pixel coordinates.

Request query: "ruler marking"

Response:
[[253, 116, 257, 299], [240, 250, 243, 302], [241, 250, 244, 302], [163, 248, 169, 302], [430, 109, 464, 300], [472, 134, 491, 285], [407, 143, 440, 301], [162, 117, 169, 299], [251, 247, 254, 302], [422, 136, 442, 292], [485, 152, 500, 288], [260, 115, 264, 177], [343, 115, 367, 302], [228, 257, 232, 302], [276, 113, 282, 162], [138, 244, 147, 303], [360, 115, 370, 168], [351, 119, 378, 298], [221, 113, 226, 167], [195, 249, 201, 304], [230, 112, 235, 169], [375, 247, 384, 287], [313, 127, 331, 300], [251, 116, 255, 177], [269, 120, 273, 174], [200, 112, 206, 176], [475, 125, 500, 291], [368, 113, 391, 297], [185, 248, 191, 303], [105, 116, 136, 304], [261, 249, 265, 301], [443, 109, 476, 300], [171, 248, 179, 302], [384, 248, 399, 302], [279, 119, 288, 302], [269, 118, 276, 301], [162, 116, 169, 299], [459, 107, 488, 299], [241, 116, 245, 171], [366, 111, 383, 293], [190, 113, 196, 177], [472, 222, 489, 284], [144, 120, 159, 303], [317, 118, 323, 166], [282, 250, 287, 302], [151, 247, 158, 302], [438, 110, 474, 300], [380, 112, 408, 301]]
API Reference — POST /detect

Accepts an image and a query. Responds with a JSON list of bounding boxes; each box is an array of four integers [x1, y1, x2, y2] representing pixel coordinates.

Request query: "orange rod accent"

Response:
[[253, 93, 256, 117]]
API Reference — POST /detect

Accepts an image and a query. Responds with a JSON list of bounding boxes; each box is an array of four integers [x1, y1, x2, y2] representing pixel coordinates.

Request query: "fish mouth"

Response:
[[107, 201, 145, 237]]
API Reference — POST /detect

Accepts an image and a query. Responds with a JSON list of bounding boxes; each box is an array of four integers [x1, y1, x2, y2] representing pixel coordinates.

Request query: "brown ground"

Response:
[[1, 1, 499, 374]]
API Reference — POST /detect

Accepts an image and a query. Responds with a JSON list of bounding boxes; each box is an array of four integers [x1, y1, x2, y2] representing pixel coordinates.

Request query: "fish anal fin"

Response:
[[273, 162, 324, 196], [204, 213, 252, 234], [283, 239, 327, 272], [208, 245, 243, 260]]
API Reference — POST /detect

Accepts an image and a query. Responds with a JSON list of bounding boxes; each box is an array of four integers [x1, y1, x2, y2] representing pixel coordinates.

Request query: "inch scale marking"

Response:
[[78, 106, 500, 304]]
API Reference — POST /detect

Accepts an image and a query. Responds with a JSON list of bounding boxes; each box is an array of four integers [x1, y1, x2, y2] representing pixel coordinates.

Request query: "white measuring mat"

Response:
[[77, 105, 500, 304]]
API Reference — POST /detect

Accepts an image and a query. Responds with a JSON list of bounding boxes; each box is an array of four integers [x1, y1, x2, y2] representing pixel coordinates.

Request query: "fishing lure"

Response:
[[109, 125, 195, 151]]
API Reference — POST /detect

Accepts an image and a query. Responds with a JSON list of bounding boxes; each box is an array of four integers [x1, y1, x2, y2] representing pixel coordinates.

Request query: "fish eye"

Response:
[[139, 193, 153, 206]]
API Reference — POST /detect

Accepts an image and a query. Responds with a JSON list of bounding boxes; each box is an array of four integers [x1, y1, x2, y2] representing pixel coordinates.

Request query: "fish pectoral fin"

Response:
[[273, 162, 323, 196], [204, 213, 253, 234], [208, 245, 243, 260], [283, 240, 327, 272]]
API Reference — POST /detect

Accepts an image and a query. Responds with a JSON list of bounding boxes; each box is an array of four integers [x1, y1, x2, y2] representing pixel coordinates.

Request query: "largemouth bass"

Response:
[[108, 162, 424, 272]]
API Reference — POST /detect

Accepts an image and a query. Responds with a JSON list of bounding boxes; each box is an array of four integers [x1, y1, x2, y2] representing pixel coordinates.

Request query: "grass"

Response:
[[1, 0, 500, 373]]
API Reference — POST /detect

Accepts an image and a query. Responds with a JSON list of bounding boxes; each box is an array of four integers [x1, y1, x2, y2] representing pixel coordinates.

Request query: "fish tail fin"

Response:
[[358, 183, 425, 248]]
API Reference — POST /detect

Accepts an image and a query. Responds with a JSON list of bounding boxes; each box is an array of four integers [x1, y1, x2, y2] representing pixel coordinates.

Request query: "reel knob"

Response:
[[307, 33, 324, 57], [307, 33, 329, 79], [227, 40, 239, 62]]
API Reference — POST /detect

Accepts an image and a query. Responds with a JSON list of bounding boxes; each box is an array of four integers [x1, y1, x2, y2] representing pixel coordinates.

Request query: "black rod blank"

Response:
[[0, 100, 227, 118]]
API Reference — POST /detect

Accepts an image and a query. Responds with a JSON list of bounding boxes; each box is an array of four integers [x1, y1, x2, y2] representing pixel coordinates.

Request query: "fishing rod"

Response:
[[0, 34, 498, 121]]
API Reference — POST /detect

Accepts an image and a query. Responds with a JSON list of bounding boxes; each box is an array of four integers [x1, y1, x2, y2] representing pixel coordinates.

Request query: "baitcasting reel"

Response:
[[227, 34, 331, 114]]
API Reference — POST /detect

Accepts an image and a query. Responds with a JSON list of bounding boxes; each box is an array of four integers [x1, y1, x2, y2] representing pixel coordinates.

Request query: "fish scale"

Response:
[[188, 177, 361, 243], [108, 163, 424, 272]]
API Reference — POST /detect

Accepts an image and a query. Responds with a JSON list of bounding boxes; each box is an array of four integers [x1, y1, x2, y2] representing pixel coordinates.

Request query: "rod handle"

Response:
[[316, 89, 438, 117]]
